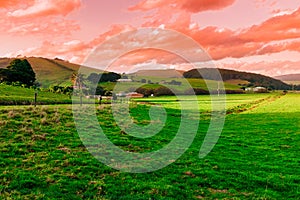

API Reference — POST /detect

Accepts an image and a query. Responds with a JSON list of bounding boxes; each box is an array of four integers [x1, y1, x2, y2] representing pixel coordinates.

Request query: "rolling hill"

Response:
[[275, 74, 300, 81], [130, 69, 183, 78], [183, 68, 291, 90], [274, 74, 300, 85], [0, 57, 293, 91], [0, 57, 96, 87]]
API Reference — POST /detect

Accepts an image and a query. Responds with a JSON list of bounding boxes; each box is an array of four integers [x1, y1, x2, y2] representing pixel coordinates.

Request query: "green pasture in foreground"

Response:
[[0, 84, 98, 105], [0, 93, 300, 199]]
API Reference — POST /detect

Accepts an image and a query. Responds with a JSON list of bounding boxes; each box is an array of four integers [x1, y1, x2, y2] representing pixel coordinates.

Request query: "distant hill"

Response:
[[183, 68, 291, 90], [130, 69, 183, 78], [0, 57, 293, 91], [0, 57, 96, 87], [275, 74, 300, 81]]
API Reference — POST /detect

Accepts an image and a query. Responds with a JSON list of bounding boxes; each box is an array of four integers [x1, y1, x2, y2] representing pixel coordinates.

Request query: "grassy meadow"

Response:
[[0, 84, 72, 105], [99, 77, 241, 93], [1, 92, 300, 199]]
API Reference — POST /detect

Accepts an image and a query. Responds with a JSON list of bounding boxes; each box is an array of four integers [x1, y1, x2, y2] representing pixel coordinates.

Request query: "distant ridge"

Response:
[[274, 74, 300, 81], [183, 68, 291, 90], [130, 69, 183, 78], [0, 57, 294, 90]]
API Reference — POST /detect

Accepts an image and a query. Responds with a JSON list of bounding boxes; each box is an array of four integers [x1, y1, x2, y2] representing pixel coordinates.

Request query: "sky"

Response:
[[0, 0, 300, 76]]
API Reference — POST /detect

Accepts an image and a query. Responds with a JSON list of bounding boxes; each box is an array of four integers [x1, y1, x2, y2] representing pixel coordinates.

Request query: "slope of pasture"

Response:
[[184, 68, 291, 90], [134, 93, 276, 112], [0, 57, 11, 68], [0, 57, 79, 87], [188, 78, 242, 90], [1, 93, 299, 199], [26, 57, 76, 87], [245, 92, 300, 114], [131, 69, 183, 78], [99, 77, 241, 93], [0, 57, 98, 87], [0, 85, 72, 105], [214, 93, 300, 198]]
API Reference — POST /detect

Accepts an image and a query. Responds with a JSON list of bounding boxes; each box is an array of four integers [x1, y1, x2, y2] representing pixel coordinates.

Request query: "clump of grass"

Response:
[[18, 127, 34, 135], [40, 111, 47, 118], [57, 146, 71, 154], [41, 106, 49, 112], [8, 110, 18, 118], [31, 133, 47, 141], [65, 121, 75, 127], [0, 120, 7, 126], [13, 133, 26, 141], [52, 111, 60, 123], [26, 106, 35, 111], [40, 117, 48, 125]]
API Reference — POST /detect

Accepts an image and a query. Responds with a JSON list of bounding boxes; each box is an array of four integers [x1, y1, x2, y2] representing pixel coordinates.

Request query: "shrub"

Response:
[[154, 86, 175, 96], [184, 88, 209, 95]]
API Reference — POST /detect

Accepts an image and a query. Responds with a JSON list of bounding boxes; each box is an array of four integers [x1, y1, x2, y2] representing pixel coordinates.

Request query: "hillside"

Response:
[[1, 57, 293, 91], [0, 57, 96, 87], [183, 68, 291, 90], [130, 69, 183, 78], [0, 84, 72, 105], [274, 74, 300, 85], [275, 74, 300, 81]]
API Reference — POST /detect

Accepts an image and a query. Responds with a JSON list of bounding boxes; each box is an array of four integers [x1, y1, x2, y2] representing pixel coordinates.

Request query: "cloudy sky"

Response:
[[0, 0, 300, 76]]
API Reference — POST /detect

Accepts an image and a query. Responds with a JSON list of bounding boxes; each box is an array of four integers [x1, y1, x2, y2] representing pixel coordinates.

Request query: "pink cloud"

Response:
[[8, 0, 81, 18], [0, 1, 33, 9], [180, 0, 236, 13], [129, 0, 236, 12], [128, 0, 300, 62], [7, 24, 135, 64], [239, 7, 300, 43], [5, 18, 80, 37], [3, 0, 300, 77], [178, 7, 300, 60], [221, 60, 300, 76], [0, 0, 82, 37]]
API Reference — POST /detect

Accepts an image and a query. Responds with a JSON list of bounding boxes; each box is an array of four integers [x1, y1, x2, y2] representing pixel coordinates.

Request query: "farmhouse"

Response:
[[245, 87, 268, 93], [253, 87, 267, 93]]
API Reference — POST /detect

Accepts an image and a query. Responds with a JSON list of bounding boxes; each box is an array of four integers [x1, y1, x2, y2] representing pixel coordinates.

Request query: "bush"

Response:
[[136, 87, 154, 97], [228, 90, 243, 94], [154, 86, 175, 96], [184, 88, 209, 95]]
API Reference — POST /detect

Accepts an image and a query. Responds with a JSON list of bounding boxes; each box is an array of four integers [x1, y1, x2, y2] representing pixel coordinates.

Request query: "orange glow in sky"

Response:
[[0, 0, 300, 76]]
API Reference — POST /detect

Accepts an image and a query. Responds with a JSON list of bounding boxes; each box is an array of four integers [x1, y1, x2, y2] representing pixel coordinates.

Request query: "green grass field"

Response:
[[99, 77, 241, 93], [0, 93, 299, 199], [0, 84, 72, 105]]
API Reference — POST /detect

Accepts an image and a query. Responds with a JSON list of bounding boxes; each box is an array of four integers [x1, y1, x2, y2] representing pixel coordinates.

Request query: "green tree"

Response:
[[0, 59, 36, 86], [87, 73, 100, 84]]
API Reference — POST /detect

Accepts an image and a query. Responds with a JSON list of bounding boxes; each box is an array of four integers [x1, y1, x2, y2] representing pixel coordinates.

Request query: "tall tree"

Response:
[[71, 72, 86, 106], [87, 73, 100, 84], [0, 59, 36, 86]]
